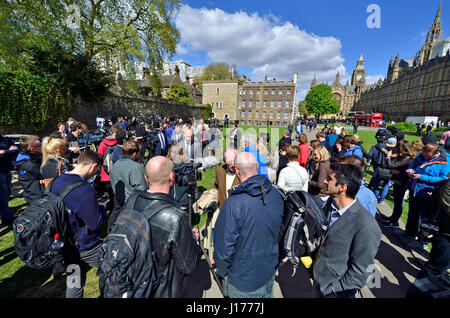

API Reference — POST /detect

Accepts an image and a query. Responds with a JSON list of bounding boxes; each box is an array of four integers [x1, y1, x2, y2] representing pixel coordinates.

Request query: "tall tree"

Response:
[[305, 84, 340, 119], [195, 61, 239, 89], [166, 83, 195, 105], [0, 0, 180, 94], [298, 100, 308, 115]]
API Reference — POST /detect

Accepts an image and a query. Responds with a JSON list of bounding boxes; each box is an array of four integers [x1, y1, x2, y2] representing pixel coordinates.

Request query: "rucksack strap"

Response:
[[53, 180, 88, 200]]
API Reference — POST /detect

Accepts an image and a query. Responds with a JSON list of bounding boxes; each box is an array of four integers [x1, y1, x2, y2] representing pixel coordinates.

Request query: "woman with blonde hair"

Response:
[[41, 137, 72, 180], [168, 143, 189, 164], [308, 145, 332, 208]]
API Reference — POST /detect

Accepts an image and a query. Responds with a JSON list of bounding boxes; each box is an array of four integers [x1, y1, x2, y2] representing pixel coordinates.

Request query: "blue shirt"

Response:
[[356, 181, 377, 217], [243, 146, 269, 179]]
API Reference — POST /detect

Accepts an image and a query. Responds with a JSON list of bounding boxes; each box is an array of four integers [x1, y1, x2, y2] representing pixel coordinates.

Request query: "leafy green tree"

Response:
[[298, 100, 308, 115], [305, 84, 340, 119], [27, 45, 111, 101], [195, 62, 239, 89], [204, 104, 213, 120], [0, 0, 180, 95], [167, 83, 195, 105]]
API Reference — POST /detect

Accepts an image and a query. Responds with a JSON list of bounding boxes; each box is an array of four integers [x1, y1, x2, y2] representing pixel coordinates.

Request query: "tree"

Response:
[[195, 62, 240, 89], [27, 45, 112, 102], [298, 100, 308, 115], [204, 104, 213, 120], [167, 84, 195, 105], [305, 84, 340, 119], [0, 0, 180, 95]]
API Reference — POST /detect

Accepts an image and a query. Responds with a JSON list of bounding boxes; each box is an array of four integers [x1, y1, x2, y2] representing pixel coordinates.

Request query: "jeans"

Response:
[[223, 275, 275, 298], [66, 243, 102, 298], [311, 282, 358, 298], [405, 196, 433, 238], [0, 171, 14, 221], [391, 183, 407, 222], [374, 180, 392, 203]]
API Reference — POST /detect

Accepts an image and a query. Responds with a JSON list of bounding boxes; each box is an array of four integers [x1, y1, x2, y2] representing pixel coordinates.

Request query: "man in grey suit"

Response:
[[224, 123, 242, 150], [182, 129, 202, 161], [312, 162, 382, 298]]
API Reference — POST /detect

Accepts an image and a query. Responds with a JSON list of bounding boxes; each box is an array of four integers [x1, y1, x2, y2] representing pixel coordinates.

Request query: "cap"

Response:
[[422, 134, 437, 146], [386, 137, 397, 148]]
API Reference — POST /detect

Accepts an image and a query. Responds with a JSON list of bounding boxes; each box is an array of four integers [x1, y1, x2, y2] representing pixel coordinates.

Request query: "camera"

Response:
[[174, 162, 203, 189], [144, 130, 160, 156]]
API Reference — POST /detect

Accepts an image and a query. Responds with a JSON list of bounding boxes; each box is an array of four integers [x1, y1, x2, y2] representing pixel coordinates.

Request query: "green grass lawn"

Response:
[[0, 125, 422, 298]]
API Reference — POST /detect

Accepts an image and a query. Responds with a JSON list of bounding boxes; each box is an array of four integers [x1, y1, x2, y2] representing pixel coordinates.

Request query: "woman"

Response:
[[338, 129, 348, 139], [326, 128, 338, 147], [277, 145, 309, 192], [197, 119, 209, 152], [297, 133, 310, 168], [380, 140, 417, 228], [288, 122, 294, 138], [258, 132, 278, 184], [331, 138, 346, 159], [305, 139, 321, 177], [308, 145, 332, 208], [412, 140, 424, 155], [41, 137, 72, 181]]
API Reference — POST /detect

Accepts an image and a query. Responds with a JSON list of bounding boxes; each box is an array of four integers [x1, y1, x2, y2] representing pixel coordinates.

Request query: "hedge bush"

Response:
[[387, 122, 417, 132], [0, 71, 71, 132]]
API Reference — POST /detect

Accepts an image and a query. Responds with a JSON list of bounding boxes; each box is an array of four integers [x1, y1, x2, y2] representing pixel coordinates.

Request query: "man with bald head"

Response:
[[123, 156, 204, 297], [213, 152, 284, 298]]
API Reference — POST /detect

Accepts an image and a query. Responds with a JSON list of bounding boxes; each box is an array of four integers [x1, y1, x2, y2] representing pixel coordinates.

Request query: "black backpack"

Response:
[[13, 180, 87, 270], [97, 191, 171, 298], [276, 187, 327, 273]]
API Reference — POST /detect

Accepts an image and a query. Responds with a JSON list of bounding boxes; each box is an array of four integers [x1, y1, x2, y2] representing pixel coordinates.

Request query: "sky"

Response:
[[172, 0, 449, 101]]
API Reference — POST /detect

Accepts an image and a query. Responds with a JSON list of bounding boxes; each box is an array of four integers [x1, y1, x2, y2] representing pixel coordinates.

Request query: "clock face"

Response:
[[356, 75, 362, 80]]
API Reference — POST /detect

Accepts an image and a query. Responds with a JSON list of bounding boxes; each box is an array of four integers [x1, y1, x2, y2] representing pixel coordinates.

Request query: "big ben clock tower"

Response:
[[351, 50, 366, 87]]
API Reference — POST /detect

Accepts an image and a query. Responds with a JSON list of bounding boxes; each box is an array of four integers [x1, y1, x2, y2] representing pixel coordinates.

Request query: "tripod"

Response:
[[187, 187, 225, 297]]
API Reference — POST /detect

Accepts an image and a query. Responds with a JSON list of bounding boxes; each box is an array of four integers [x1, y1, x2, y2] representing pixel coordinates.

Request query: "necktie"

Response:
[[328, 211, 341, 228], [160, 132, 165, 151]]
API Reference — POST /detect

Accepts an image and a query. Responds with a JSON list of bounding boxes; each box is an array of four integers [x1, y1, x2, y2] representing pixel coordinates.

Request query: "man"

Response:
[[338, 155, 377, 217], [312, 163, 382, 298], [108, 140, 148, 232], [316, 132, 331, 153], [344, 135, 364, 158], [405, 143, 450, 243], [153, 121, 168, 157], [183, 129, 202, 161], [50, 150, 106, 298], [296, 121, 303, 139], [134, 118, 147, 162], [214, 152, 284, 298], [13, 136, 45, 204], [241, 134, 269, 179], [65, 117, 75, 135], [278, 130, 292, 152], [0, 132, 19, 225], [335, 123, 343, 135], [368, 136, 388, 193], [214, 148, 240, 209], [131, 156, 205, 297], [224, 123, 242, 150], [66, 121, 82, 164], [353, 121, 358, 134], [171, 123, 184, 146], [165, 121, 175, 145], [58, 122, 67, 138], [118, 116, 128, 131]]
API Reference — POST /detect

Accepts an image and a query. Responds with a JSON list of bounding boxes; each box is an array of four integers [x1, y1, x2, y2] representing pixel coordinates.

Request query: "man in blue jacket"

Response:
[[241, 134, 269, 179], [405, 143, 450, 243], [0, 133, 19, 225], [213, 152, 284, 298], [50, 150, 106, 298]]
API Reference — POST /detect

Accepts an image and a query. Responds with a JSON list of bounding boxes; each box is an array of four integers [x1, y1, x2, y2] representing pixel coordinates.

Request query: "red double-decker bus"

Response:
[[354, 113, 383, 127]]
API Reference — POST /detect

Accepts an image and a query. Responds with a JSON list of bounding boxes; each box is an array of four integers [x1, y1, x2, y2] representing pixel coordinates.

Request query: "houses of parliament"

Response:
[[311, 1, 450, 123]]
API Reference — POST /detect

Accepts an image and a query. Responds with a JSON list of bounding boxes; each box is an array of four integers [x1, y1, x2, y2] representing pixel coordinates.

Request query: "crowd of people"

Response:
[[0, 115, 449, 299]]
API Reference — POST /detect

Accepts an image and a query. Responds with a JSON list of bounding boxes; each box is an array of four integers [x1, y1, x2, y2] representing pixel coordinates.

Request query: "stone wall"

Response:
[[70, 93, 206, 128]]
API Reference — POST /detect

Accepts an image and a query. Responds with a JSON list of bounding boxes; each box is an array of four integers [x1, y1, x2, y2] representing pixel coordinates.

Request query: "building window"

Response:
[[242, 101, 245, 107], [264, 101, 267, 108], [257, 89, 260, 95], [284, 112, 289, 120], [241, 111, 245, 118], [263, 112, 266, 119], [255, 111, 259, 118], [256, 101, 260, 108], [250, 90, 253, 95], [272, 89, 275, 95], [287, 89, 291, 95], [217, 88, 220, 95], [279, 89, 283, 95], [264, 89, 268, 95], [278, 101, 282, 108], [285, 101, 289, 108], [277, 112, 281, 119], [271, 101, 274, 108], [243, 90, 246, 95], [220, 102, 223, 109], [270, 112, 274, 119], [249, 101, 253, 108]]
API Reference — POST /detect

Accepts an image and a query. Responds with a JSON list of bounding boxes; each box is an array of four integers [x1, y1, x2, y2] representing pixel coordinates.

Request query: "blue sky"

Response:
[[173, 0, 449, 99]]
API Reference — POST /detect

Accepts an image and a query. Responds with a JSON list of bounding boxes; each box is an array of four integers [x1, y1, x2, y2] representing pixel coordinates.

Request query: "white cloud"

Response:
[[366, 74, 385, 85], [175, 5, 348, 100]]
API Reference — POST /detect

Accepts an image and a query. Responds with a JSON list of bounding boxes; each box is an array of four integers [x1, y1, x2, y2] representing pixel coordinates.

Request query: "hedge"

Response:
[[0, 71, 72, 132]]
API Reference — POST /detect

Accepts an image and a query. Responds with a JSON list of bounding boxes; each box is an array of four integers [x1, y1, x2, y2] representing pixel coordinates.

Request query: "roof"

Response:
[[161, 74, 177, 88]]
